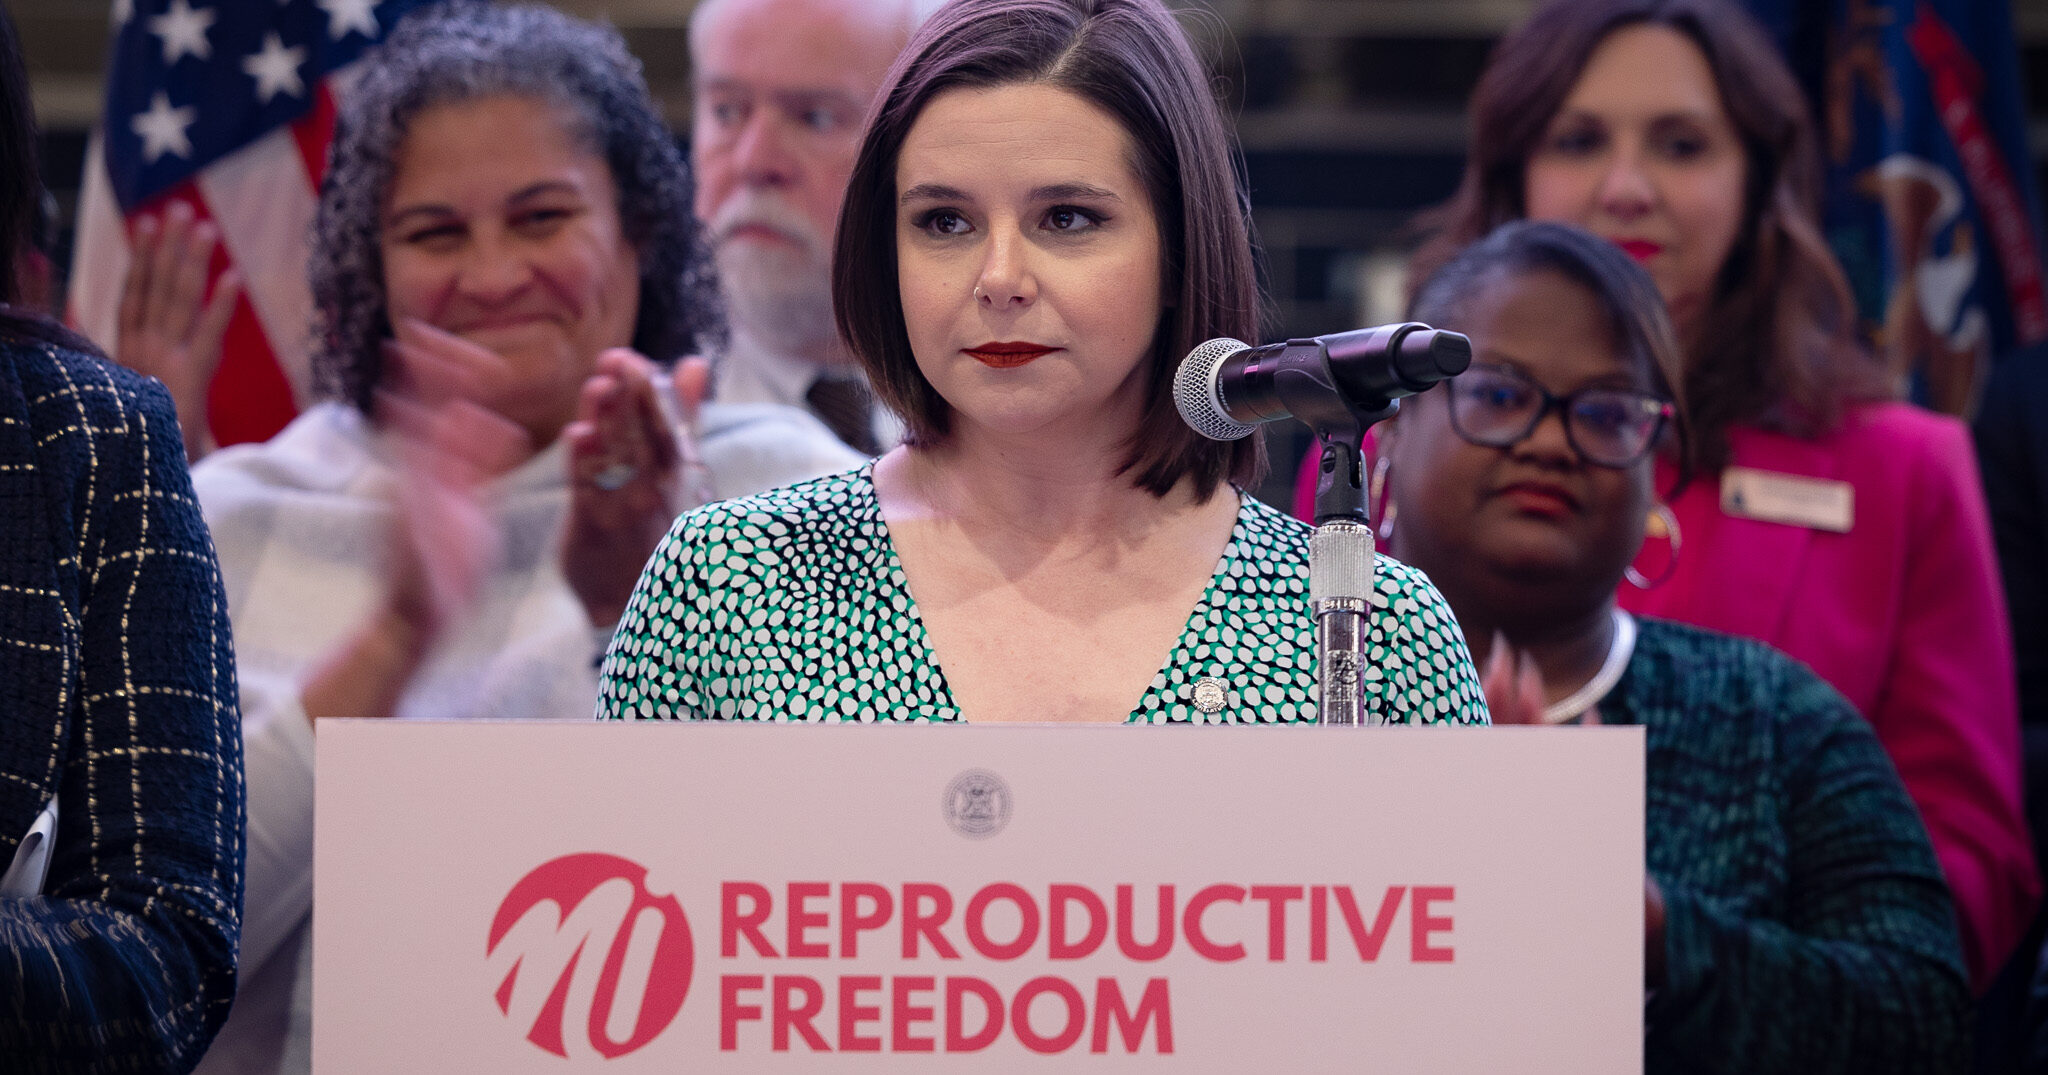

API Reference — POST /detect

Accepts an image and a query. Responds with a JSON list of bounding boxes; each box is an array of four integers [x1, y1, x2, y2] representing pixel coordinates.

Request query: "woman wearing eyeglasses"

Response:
[[1379, 222, 1967, 1071], [1400, 0, 2029, 990]]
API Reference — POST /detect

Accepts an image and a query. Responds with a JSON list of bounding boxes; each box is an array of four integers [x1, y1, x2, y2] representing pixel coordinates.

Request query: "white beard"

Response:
[[714, 237, 841, 361]]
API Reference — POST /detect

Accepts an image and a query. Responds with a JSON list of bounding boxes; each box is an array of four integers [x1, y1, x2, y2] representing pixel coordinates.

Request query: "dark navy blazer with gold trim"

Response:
[[0, 332, 243, 1073]]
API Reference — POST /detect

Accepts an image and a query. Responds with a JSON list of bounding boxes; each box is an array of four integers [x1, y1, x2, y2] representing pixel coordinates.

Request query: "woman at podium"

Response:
[[1376, 221, 1968, 1069], [596, 0, 1488, 725]]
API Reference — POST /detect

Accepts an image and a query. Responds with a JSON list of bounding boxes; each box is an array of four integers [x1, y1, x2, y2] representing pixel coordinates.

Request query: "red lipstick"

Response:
[[1613, 238, 1663, 262], [1496, 481, 1580, 518], [964, 341, 1058, 369]]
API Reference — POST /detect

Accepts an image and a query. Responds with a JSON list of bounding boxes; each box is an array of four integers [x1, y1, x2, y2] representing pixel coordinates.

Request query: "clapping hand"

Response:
[[561, 350, 710, 628], [1479, 631, 1549, 725], [377, 321, 534, 640], [299, 322, 532, 724], [115, 202, 240, 461]]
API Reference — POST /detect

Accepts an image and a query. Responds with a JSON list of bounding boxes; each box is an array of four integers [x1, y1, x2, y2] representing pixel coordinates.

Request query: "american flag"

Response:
[[69, 0, 427, 448]]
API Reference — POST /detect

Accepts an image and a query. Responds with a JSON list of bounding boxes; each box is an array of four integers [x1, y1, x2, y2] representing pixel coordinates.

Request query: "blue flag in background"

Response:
[[1746, 0, 2046, 416]]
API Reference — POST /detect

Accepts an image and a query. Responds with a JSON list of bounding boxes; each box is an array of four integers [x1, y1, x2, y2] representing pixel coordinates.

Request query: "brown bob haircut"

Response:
[[832, 0, 1264, 500], [1413, 0, 1889, 471]]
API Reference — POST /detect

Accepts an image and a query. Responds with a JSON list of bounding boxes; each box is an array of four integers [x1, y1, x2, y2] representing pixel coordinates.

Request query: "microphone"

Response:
[[1172, 323, 1470, 726], [1173, 323, 1472, 441]]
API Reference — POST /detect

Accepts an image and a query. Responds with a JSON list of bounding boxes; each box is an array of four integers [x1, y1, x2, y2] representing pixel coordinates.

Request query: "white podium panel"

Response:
[[314, 722, 1644, 1072]]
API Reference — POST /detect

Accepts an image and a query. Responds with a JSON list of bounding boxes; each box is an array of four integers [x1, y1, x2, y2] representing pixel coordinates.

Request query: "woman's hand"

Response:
[[1480, 631, 1549, 725], [379, 389, 531, 638], [115, 202, 240, 462], [298, 327, 531, 724], [378, 321, 535, 636], [561, 350, 710, 629]]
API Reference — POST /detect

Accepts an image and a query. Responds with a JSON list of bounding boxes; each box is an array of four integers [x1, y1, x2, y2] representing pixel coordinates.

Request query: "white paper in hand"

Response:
[[0, 799, 58, 897]]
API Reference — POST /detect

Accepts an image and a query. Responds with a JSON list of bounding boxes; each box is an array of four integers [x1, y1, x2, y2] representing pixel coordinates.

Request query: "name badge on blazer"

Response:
[[1720, 467, 1854, 533]]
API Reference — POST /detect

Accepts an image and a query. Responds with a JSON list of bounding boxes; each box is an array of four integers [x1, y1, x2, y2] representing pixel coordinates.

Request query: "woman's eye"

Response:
[[1456, 380, 1524, 413], [1544, 125, 1604, 156], [1043, 206, 1100, 232], [400, 224, 462, 246], [514, 208, 572, 233], [917, 209, 971, 236], [1473, 382, 1528, 410], [1575, 400, 1630, 432], [1658, 132, 1709, 161]]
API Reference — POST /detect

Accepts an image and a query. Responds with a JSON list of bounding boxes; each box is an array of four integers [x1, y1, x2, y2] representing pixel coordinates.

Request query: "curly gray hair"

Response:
[[310, 0, 721, 411]]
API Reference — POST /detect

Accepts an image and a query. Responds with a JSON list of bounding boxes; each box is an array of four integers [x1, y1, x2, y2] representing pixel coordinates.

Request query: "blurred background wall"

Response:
[[11, 0, 2048, 493]]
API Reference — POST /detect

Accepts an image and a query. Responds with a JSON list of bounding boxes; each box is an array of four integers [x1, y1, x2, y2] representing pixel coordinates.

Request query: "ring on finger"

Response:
[[591, 461, 639, 491]]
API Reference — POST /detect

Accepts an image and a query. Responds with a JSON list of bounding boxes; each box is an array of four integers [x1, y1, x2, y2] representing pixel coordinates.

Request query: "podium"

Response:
[[314, 722, 1644, 1072]]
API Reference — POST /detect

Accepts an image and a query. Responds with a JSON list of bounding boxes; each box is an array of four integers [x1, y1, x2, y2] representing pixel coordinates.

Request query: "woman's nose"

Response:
[[1596, 148, 1655, 220], [454, 232, 534, 303], [974, 225, 1036, 309], [1514, 403, 1580, 465]]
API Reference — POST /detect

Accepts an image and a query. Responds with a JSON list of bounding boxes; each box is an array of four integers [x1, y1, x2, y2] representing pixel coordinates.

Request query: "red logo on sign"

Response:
[[488, 853, 692, 1058]]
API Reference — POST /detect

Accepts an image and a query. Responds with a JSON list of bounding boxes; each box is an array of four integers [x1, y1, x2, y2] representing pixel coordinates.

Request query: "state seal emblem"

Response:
[[942, 769, 1013, 839]]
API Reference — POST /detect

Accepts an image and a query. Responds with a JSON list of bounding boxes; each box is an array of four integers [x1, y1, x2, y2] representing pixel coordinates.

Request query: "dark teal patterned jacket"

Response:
[[1618, 618, 1968, 1073], [0, 332, 243, 1073]]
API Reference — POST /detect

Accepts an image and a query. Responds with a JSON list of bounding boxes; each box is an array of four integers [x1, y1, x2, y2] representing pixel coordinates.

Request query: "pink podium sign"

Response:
[[314, 722, 1644, 1072]]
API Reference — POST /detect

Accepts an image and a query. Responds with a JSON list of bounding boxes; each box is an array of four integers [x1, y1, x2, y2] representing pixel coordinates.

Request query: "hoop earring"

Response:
[[1625, 502, 1682, 589], [1369, 455, 1397, 542]]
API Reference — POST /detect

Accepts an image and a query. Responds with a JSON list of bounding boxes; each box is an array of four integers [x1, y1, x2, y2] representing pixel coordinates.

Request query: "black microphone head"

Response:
[[1394, 329, 1472, 390], [1174, 337, 1257, 441]]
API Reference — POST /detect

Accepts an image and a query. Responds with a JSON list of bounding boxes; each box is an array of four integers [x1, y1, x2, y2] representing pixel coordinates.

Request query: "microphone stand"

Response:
[[1174, 322, 1468, 724], [1307, 405, 1396, 726], [1227, 336, 1405, 724]]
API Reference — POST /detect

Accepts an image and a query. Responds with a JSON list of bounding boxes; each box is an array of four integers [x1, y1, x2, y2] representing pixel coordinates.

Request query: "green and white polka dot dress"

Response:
[[596, 466, 1487, 724]]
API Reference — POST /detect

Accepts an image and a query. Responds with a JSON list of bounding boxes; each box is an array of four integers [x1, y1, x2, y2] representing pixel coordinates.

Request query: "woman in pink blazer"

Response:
[[1612, 404, 2024, 995], [1326, 0, 2034, 990]]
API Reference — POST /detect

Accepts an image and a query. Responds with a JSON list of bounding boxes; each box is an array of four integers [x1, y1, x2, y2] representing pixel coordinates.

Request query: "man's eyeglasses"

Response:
[[1444, 363, 1672, 468]]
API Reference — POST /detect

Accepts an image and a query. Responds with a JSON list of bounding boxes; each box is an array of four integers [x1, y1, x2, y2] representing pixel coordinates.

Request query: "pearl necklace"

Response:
[[1541, 608, 1637, 725]]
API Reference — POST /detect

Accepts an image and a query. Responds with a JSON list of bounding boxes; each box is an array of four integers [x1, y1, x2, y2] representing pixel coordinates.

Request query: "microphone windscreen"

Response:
[[1174, 337, 1256, 441]]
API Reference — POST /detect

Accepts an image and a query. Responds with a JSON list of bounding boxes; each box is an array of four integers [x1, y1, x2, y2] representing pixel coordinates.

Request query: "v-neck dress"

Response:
[[597, 467, 1487, 724]]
